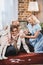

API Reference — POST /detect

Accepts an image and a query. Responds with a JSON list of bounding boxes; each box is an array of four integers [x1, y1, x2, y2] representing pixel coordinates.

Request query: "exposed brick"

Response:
[[18, 0, 32, 21]]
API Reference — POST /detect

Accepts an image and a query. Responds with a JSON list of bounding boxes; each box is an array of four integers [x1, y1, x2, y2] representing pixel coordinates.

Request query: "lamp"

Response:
[[28, 1, 39, 15]]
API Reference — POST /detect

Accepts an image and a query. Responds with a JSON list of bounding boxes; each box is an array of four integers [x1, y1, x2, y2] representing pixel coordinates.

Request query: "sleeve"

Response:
[[36, 24, 41, 31]]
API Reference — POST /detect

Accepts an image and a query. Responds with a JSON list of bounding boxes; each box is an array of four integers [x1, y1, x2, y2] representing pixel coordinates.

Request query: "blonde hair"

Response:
[[27, 15, 40, 24]]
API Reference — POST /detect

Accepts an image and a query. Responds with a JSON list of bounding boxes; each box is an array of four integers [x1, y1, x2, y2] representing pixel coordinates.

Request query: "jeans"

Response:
[[5, 45, 17, 56]]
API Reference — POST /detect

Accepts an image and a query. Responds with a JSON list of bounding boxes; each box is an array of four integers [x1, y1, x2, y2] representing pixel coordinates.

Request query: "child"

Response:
[[12, 20, 20, 27], [21, 16, 43, 53], [10, 25, 30, 53], [0, 26, 10, 60]]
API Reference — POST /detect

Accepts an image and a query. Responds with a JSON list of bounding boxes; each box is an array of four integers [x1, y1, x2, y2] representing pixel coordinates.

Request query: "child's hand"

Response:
[[24, 30, 28, 34]]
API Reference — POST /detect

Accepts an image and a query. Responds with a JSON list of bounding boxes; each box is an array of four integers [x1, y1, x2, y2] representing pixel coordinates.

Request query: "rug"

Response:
[[0, 53, 43, 65]]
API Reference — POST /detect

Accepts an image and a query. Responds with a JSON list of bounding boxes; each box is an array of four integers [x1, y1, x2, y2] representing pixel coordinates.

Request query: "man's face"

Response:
[[12, 28, 18, 36]]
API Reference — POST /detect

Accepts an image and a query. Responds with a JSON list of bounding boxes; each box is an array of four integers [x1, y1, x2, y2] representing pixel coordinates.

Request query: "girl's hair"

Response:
[[27, 16, 40, 24]]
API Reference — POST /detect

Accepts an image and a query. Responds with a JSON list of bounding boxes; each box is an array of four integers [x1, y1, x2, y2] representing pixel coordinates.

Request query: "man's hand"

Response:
[[8, 39, 11, 43]]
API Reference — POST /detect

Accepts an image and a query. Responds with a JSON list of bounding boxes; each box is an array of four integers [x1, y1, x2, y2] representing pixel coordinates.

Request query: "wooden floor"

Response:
[[0, 53, 43, 65]]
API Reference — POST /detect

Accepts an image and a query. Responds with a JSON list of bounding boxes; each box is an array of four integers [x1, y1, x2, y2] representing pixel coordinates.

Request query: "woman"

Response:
[[21, 16, 43, 53]]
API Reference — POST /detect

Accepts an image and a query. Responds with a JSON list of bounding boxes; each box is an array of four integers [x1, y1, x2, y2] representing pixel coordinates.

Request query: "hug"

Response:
[[0, 15, 43, 60]]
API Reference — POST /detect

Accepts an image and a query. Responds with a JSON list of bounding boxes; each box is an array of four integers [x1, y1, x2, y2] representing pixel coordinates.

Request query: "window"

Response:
[[0, 0, 18, 30], [0, 0, 5, 30]]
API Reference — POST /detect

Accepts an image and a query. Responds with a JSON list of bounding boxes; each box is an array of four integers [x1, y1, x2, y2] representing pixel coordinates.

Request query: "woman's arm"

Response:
[[22, 31, 40, 39]]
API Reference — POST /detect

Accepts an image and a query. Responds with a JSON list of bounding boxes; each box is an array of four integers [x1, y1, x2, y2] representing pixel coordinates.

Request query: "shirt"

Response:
[[27, 23, 42, 46]]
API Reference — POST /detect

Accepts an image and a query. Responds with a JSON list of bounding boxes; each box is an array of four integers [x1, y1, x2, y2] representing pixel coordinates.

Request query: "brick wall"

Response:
[[18, 0, 43, 23], [18, 0, 32, 21]]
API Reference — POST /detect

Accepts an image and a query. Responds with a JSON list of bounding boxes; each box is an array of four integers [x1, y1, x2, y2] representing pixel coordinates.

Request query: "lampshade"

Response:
[[28, 1, 39, 12]]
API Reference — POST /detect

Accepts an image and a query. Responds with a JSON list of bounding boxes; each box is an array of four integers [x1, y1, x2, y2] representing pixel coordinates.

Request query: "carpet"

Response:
[[0, 52, 43, 65]]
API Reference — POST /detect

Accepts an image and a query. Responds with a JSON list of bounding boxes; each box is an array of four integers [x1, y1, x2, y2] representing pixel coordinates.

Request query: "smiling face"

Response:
[[27, 17, 35, 25], [11, 28, 18, 36]]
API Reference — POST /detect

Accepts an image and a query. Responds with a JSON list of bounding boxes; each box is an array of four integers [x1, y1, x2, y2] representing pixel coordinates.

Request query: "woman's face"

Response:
[[28, 18, 35, 25]]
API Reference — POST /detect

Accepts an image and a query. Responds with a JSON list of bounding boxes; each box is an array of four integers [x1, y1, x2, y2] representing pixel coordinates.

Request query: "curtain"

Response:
[[0, 0, 18, 30], [0, 0, 5, 30]]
